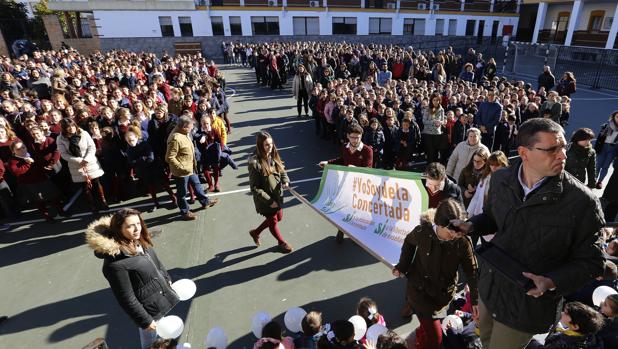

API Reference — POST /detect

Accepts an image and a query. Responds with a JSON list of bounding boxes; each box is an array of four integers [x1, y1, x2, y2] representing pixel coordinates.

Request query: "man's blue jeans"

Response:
[[174, 174, 210, 215]]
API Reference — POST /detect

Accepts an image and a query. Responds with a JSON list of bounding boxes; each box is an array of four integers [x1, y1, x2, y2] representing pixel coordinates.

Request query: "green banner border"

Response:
[[311, 165, 429, 211]]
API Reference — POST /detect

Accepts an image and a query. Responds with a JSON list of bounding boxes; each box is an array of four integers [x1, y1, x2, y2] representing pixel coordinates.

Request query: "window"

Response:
[[588, 10, 605, 32], [211, 16, 224, 36], [80, 15, 92, 38], [403, 18, 425, 35], [403, 18, 414, 35], [251, 16, 279, 35], [332, 17, 357, 35], [369, 18, 392, 35], [230, 16, 242, 35], [179, 17, 193, 37], [466, 20, 476, 36], [159, 16, 174, 37], [435, 19, 444, 36], [293, 17, 320, 35], [447, 19, 456, 36]]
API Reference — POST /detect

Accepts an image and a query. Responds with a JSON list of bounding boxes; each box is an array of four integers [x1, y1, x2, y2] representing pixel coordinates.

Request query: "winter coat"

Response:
[[292, 74, 313, 100], [529, 330, 603, 349], [468, 159, 605, 333], [248, 154, 289, 216], [125, 140, 166, 182], [474, 101, 502, 133], [538, 72, 556, 91], [540, 101, 562, 123], [148, 116, 178, 159], [394, 212, 478, 317], [57, 129, 105, 183], [556, 79, 576, 97], [565, 143, 596, 188], [165, 130, 196, 177], [451, 120, 470, 147], [86, 216, 179, 329], [598, 317, 618, 348], [446, 141, 489, 182]]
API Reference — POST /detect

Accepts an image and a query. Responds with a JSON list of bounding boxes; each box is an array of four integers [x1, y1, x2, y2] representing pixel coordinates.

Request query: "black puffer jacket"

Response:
[[469, 159, 605, 333], [565, 142, 596, 188], [86, 216, 179, 329]]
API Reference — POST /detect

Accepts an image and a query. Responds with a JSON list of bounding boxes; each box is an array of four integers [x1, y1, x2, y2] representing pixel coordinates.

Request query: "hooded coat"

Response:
[[86, 216, 179, 329], [395, 210, 478, 318]]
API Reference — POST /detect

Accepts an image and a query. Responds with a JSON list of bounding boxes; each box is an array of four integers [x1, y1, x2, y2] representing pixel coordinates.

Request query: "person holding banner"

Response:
[[318, 123, 373, 243], [86, 208, 179, 349], [248, 131, 293, 253], [392, 198, 478, 349], [421, 162, 463, 209]]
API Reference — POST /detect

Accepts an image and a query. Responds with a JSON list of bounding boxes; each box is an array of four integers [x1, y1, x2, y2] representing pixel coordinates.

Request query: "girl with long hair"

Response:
[[248, 131, 292, 253], [86, 208, 179, 349]]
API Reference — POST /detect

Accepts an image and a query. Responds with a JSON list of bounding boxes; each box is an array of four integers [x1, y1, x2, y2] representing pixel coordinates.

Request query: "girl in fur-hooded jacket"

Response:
[[86, 210, 179, 330]]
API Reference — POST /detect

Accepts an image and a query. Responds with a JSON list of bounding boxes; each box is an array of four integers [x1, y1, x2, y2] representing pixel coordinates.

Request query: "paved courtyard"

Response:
[[0, 65, 616, 348]]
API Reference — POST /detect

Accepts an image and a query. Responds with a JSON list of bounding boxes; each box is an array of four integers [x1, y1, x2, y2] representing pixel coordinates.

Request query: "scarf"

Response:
[[68, 134, 82, 157], [607, 121, 618, 144]]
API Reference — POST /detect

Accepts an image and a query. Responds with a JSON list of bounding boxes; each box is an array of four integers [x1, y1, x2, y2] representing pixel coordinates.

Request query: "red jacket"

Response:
[[8, 157, 47, 184], [328, 143, 373, 168], [29, 137, 60, 168], [392, 62, 405, 79]]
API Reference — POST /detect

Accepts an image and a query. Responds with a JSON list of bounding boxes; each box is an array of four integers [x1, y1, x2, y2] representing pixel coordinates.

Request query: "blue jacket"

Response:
[[474, 101, 502, 133]]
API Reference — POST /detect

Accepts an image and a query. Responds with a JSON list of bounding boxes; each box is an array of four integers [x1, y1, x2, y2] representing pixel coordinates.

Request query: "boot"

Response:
[[203, 169, 214, 192], [213, 165, 220, 192], [97, 182, 109, 210]]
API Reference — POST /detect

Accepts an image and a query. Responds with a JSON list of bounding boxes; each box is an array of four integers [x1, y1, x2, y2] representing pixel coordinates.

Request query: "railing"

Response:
[[509, 42, 618, 90], [196, 0, 517, 12]]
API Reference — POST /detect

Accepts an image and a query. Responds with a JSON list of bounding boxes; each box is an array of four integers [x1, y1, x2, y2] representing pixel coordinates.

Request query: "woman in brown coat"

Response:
[[393, 198, 478, 349]]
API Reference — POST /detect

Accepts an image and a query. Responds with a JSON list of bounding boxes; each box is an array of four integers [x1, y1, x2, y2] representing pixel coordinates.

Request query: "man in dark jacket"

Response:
[[474, 90, 502, 150], [421, 162, 464, 208], [538, 65, 556, 91], [456, 119, 605, 349]]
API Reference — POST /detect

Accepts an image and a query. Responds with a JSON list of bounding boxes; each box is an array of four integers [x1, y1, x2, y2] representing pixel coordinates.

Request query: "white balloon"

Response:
[[348, 315, 367, 341], [365, 324, 388, 343], [441, 315, 463, 335], [284, 307, 307, 333], [205, 327, 228, 349], [176, 343, 192, 349], [592, 286, 618, 307], [251, 311, 271, 338], [171, 279, 197, 301], [157, 315, 185, 339]]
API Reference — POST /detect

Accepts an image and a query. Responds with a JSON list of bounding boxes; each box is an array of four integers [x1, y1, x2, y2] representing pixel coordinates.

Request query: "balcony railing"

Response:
[[197, 0, 517, 12]]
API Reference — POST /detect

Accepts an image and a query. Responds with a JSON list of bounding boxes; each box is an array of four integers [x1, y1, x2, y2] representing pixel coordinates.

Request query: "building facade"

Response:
[[46, 0, 520, 55], [519, 0, 618, 49]]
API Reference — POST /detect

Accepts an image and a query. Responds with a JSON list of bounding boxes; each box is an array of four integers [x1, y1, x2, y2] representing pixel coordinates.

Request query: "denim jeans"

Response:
[[174, 173, 210, 214], [139, 326, 158, 349], [596, 143, 618, 182]]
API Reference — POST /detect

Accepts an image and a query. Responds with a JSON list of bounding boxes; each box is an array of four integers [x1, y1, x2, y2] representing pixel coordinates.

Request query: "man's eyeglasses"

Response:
[[527, 144, 567, 155]]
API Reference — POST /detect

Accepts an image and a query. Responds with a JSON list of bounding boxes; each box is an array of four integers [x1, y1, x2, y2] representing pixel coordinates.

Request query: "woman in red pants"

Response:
[[248, 131, 292, 253], [392, 198, 478, 349]]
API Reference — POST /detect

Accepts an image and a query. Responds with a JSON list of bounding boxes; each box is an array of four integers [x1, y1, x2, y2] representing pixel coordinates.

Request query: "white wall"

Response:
[[541, 2, 617, 32], [543, 4, 574, 30], [577, 2, 617, 31], [94, 9, 518, 38]]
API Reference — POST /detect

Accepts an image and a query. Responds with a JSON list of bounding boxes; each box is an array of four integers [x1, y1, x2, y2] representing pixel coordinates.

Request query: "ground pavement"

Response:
[[0, 66, 615, 348]]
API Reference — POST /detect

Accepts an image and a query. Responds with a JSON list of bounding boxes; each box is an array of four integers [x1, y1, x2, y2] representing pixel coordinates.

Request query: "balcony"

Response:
[[571, 31, 609, 48], [49, 0, 196, 11], [198, 0, 517, 12]]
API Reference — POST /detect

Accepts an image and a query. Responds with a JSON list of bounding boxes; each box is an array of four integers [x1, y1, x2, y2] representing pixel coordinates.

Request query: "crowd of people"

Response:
[[0, 49, 235, 222], [2, 39, 618, 349]]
